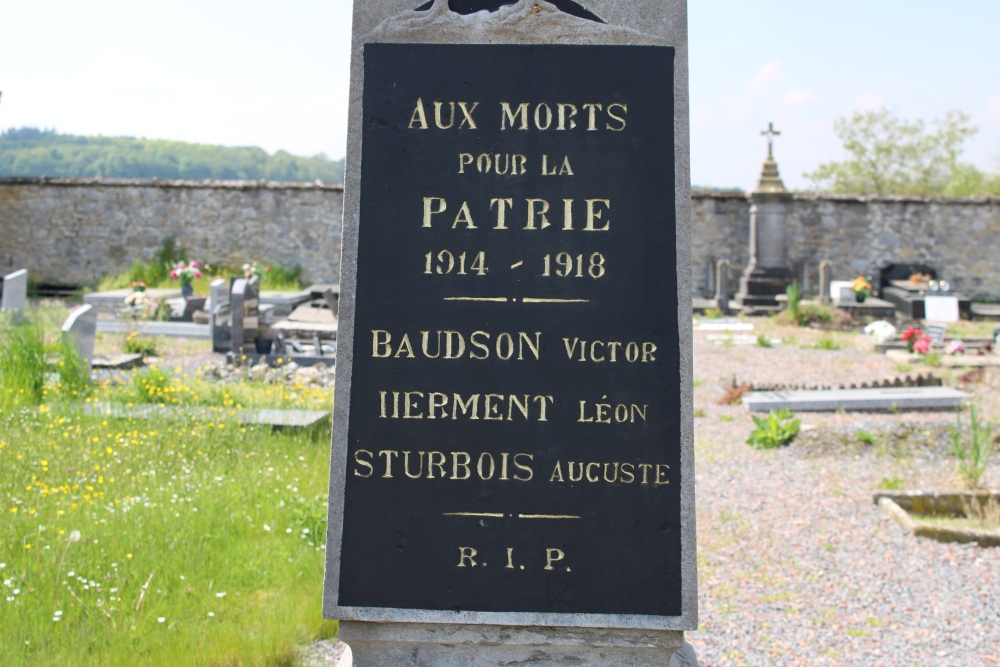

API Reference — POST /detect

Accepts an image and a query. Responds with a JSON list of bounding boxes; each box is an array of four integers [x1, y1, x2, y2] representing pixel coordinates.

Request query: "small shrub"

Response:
[[948, 404, 993, 489], [857, 431, 876, 445], [129, 366, 174, 404], [786, 281, 802, 322], [123, 331, 160, 356], [756, 334, 772, 348], [747, 409, 801, 449], [924, 352, 943, 367], [878, 476, 904, 490]]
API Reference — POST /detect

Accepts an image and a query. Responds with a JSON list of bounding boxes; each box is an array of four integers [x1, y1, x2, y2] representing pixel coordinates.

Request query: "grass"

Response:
[[803, 334, 842, 351], [0, 309, 91, 410], [756, 334, 772, 348], [101, 365, 332, 412], [892, 364, 914, 373], [96, 239, 304, 294], [0, 405, 336, 666], [122, 333, 159, 357], [948, 404, 993, 489]]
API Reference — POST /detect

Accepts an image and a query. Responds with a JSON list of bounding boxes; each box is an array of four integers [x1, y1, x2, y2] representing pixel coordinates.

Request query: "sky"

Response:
[[1, 0, 998, 190]]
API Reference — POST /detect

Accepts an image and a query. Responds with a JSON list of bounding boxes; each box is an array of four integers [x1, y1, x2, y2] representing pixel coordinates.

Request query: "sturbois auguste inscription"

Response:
[[336, 43, 680, 618]]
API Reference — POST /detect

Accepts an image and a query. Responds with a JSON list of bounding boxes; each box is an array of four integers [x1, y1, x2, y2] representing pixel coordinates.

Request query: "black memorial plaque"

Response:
[[338, 43, 679, 618]]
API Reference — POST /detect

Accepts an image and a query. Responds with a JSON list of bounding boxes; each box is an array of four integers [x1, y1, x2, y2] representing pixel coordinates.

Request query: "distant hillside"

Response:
[[0, 127, 344, 182]]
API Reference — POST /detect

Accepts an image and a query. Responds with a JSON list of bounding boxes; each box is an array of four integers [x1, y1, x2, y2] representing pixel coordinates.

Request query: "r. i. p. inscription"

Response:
[[335, 42, 680, 618]]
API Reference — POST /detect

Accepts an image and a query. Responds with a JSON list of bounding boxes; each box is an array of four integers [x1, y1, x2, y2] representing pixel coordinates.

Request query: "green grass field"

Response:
[[1, 406, 336, 666], [1, 312, 337, 666]]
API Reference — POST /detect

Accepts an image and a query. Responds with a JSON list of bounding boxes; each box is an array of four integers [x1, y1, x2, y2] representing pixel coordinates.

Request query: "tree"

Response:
[[805, 108, 1000, 196]]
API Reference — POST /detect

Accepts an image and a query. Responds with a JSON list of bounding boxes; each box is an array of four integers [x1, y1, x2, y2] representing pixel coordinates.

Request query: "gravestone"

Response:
[[210, 279, 231, 353], [818, 261, 832, 305], [229, 276, 259, 356], [1, 269, 28, 316], [324, 1, 696, 665], [734, 124, 793, 310], [714, 259, 730, 314], [61, 304, 98, 370]]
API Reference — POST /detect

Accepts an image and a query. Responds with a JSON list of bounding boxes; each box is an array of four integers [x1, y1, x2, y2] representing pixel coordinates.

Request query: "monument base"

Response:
[[340, 622, 685, 667], [735, 267, 793, 309]]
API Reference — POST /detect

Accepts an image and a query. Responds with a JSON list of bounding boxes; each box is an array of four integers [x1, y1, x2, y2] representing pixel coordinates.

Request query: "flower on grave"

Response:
[[945, 340, 965, 355], [913, 336, 932, 355], [242, 261, 270, 281], [170, 261, 202, 286], [852, 275, 872, 298], [130, 281, 146, 292], [863, 320, 897, 342], [901, 327, 924, 353]]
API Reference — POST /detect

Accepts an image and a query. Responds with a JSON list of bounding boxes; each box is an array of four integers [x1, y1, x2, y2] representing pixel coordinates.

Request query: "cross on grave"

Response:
[[761, 122, 781, 159]]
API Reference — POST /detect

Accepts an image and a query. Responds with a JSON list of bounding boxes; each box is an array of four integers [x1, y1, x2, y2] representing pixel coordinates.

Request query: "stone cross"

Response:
[[61, 304, 97, 370], [1, 269, 28, 317], [761, 122, 781, 159]]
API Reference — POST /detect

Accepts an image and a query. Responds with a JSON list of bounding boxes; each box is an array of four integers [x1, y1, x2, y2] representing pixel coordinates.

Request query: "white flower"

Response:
[[207, 611, 215, 617], [0, 563, 5, 568], [3, 579, 10, 587], [54, 610, 62, 616], [263, 524, 271, 531], [215, 592, 226, 598], [13, 589, 20, 595], [67, 571, 74, 577], [157, 617, 166, 623], [68, 530, 82, 543]]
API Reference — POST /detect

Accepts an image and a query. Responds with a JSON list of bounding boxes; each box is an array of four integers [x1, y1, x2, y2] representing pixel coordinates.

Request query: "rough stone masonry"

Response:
[[1, 180, 998, 299]]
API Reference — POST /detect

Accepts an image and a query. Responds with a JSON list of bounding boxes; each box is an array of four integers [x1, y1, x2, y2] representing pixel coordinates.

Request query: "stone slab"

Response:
[[340, 622, 684, 667], [833, 296, 896, 319], [270, 319, 338, 336], [744, 386, 970, 412], [84, 402, 330, 429], [694, 320, 754, 332], [226, 352, 335, 368], [287, 304, 337, 324], [91, 353, 145, 370], [96, 321, 211, 338], [1, 269, 28, 314]]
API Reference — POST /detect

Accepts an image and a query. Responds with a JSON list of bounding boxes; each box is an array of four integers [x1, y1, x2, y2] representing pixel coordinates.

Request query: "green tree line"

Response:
[[0, 127, 344, 182], [806, 108, 1000, 197]]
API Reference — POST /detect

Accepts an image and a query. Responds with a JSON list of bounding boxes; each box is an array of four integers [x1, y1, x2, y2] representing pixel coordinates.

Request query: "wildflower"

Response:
[[207, 611, 215, 617], [215, 592, 226, 598], [157, 617, 166, 623], [69, 530, 81, 543]]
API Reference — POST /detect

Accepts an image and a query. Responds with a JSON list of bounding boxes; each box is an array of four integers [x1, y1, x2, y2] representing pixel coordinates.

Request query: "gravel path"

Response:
[[688, 325, 1000, 666]]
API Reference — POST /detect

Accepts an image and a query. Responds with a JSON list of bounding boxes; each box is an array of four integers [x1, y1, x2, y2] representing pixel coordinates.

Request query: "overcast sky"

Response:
[[1, 0, 998, 190]]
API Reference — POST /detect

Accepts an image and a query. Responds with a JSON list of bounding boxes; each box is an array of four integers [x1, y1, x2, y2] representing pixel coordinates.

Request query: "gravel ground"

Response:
[[688, 324, 1000, 667]]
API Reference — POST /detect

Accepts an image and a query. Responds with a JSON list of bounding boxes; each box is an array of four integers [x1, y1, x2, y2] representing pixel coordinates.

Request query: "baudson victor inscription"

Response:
[[338, 43, 679, 617]]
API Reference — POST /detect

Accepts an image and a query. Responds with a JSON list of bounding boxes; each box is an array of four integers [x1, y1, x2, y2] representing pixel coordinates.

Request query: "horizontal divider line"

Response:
[[443, 297, 590, 304], [443, 512, 582, 520]]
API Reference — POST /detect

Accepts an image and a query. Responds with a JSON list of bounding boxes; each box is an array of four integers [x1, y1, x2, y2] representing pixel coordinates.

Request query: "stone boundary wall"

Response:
[[692, 191, 1000, 300], [2, 178, 997, 298], [0, 178, 344, 285]]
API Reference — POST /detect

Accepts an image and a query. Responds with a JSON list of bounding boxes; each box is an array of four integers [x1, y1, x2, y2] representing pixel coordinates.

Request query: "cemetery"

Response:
[[2, 1, 1000, 666]]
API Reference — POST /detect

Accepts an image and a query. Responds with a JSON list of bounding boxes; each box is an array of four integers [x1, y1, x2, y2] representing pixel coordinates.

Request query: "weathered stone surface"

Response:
[[0, 179, 343, 285], [744, 386, 970, 412]]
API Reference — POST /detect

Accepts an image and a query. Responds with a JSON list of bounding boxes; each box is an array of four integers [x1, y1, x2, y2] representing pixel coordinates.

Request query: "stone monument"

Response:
[[1, 269, 28, 317], [735, 123, 794, 310], [61, 304, 98, 370], [324, 1, 697, 665]]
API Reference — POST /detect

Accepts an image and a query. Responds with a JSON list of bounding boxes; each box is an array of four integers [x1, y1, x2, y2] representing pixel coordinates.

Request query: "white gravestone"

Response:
[[61, 304, 98, 369], [924, 296, 959, 323], [1, 269, 28, 316]]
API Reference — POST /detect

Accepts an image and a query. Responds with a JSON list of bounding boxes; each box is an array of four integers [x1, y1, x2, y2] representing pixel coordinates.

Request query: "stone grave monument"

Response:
[[324, 1, 697, 665], [61, 304, 98, 370], [229, 276, 259, 356], [735, 123, 793, 311], [1, 269, 28, 317]]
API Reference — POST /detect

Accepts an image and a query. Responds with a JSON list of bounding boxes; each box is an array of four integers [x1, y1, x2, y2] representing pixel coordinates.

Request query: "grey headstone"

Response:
[[714, 259, 730, 314], [209, 278, 228, 314], [744, 386, 970, 413], [61, 304, 98, 369], [1, 269, 28, 316], [925, 323, 947, 345], [818, 260, 832, 305], [230, 276, 260, 356]]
